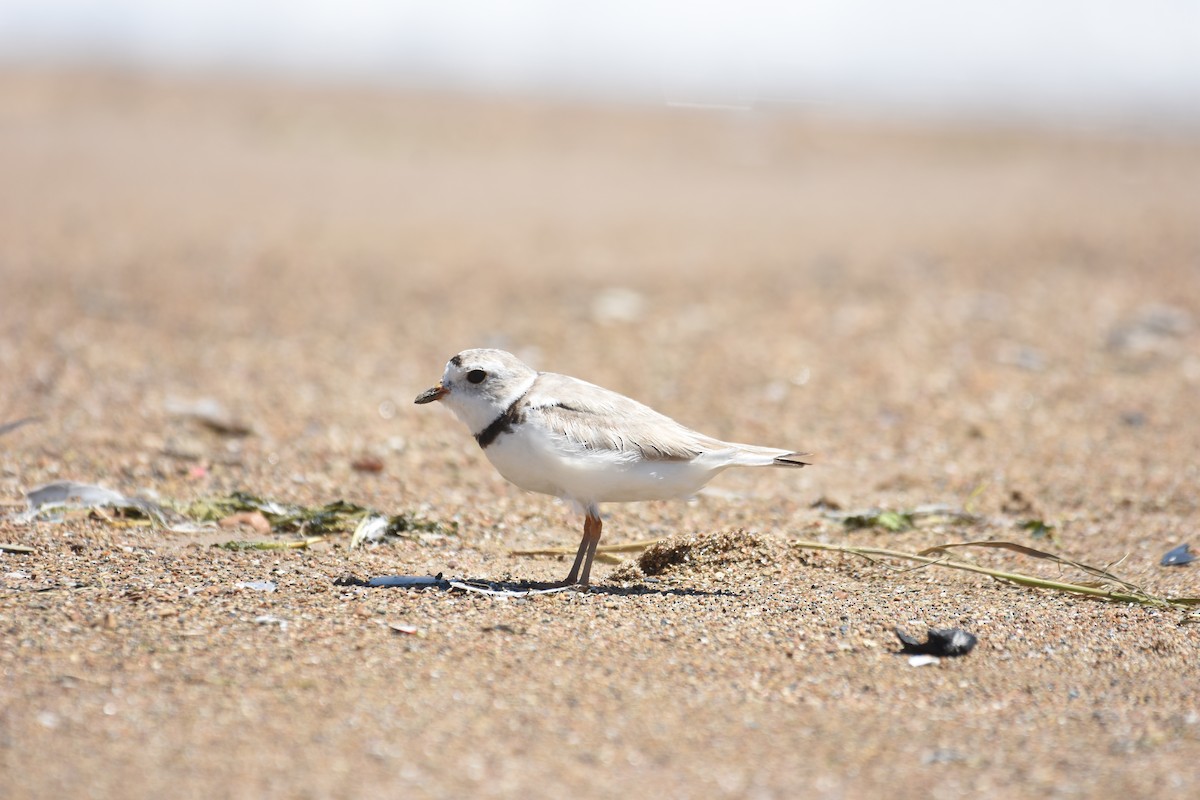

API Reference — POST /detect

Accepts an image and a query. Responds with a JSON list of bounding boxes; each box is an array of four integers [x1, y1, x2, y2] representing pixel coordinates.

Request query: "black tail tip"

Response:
[[774, 452, 813, 468]]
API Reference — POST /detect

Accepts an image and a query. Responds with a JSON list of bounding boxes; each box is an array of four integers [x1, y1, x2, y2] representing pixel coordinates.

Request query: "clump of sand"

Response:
[[628, 529, 783, 578]]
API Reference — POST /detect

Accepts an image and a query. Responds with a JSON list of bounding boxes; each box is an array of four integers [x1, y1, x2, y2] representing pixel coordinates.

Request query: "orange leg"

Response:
[[560, 512, 603, 586]]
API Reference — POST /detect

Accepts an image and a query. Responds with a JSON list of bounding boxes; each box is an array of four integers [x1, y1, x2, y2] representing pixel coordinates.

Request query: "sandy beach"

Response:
[[2, 69, 1199, 798]]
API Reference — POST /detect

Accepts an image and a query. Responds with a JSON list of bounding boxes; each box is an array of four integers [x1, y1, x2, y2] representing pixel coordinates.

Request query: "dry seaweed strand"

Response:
[[791, 538, 1200, 611], [215, 537, 328, 551], [510, 538, 665, 566]]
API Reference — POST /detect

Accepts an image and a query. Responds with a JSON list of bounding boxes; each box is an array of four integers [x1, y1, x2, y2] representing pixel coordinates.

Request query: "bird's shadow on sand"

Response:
[[335, 574, 736, 599]]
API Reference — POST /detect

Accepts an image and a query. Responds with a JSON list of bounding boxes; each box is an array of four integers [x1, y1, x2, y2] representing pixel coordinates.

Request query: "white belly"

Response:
[[483, 425, 723, 506]]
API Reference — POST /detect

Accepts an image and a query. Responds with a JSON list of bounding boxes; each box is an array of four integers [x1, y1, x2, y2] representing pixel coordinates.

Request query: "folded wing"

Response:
[[524, 373, 807, 467], [522, 374, 716, 461]]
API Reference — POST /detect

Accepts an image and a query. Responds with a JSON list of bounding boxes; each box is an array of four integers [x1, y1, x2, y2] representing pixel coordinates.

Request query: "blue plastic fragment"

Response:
[[1161, 543, 1196, 567], [368, 575, 447, 588]]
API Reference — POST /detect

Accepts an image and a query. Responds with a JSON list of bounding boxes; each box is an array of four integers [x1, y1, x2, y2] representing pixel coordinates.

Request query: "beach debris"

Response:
[[845, 509, 913, 531], [1001, 490, 1036, 515], [216, 538, 326, 551], [895, 627, 978, 657], [235, 580, 277, 592], [0, 543, 35, 554], [18, 481, 168, 525], [1161, 544, 1196, 567], [350, 455, 385, 473], [165, 397, 253, 437], [27, 481, 128, 511], [22, 492, 447, 548], [350, 515, 390, 549], [1018, 518, 1058, 544], [184, 492, 454, 538], [824, 504, 981, 532], [366, 574, 447, 589], [386, 622, 419, 635], [907, 654, 941, 667], [794, 538, 1200, 610], [253, 615, 288, 630]]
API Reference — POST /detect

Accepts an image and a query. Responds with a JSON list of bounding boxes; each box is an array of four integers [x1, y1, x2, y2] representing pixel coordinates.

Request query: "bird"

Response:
[[414, 348, 810, 586]]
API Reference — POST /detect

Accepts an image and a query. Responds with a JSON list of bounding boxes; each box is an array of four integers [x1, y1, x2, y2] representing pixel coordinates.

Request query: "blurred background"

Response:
[[1, 1, 1198, 520], [3, 0, 1199, 126]]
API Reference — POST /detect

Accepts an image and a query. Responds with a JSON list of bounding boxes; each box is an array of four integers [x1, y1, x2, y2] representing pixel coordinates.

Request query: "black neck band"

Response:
[[475, 395, 524, 449]]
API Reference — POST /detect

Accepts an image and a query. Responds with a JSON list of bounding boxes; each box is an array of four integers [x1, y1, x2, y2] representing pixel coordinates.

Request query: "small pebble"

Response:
[[895, 627, 978, 657], [235, 580, 277, 592]]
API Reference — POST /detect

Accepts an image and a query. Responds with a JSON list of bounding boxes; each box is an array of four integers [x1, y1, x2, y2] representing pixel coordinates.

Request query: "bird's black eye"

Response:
[[466, 369, 487, 384]]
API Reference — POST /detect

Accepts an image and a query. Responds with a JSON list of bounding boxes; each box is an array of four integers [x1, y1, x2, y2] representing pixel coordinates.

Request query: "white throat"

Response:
[[444, 372, 537, 436]]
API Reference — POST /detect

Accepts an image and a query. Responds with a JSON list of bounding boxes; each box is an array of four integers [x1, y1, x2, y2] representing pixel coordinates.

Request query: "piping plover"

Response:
[[415, 349, 810, 586]]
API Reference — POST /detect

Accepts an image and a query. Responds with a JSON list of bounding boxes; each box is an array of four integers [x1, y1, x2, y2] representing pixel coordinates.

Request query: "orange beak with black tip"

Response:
[[414, 383, 448, 404]]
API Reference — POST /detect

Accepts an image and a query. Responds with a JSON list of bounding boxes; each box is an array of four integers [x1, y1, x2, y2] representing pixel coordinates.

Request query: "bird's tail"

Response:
[[723, 443, 813, 468], [772, 451, 812, 468]]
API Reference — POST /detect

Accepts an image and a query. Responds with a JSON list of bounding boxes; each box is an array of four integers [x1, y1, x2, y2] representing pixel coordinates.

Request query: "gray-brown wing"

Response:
[[521, 373, 722, 461]]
